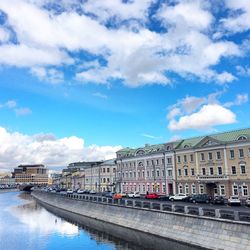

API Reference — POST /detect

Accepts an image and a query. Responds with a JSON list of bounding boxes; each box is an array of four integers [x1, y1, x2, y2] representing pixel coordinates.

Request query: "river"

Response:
[[0, 191, 143, 250]]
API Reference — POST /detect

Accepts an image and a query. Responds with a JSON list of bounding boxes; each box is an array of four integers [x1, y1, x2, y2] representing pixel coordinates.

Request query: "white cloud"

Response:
[[31, 67, 64, 83], [140, 133, 162, 140], [0, 126, 122, 170], [15, 107, 32, 116], [224, 94, 248, 107], [0, 0, 243, 87], [0, 100, 17, 109], [166, 91, 246, 131], [168, 104, 236, 131], [222, 0, 250, 33], [92, 92, 108, 99], [0, 27, 10, 42]]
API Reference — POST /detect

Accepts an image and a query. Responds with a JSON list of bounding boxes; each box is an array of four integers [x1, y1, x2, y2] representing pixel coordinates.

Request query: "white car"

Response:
[[169, 194, 188, 201], [127, 192, 140, 198], [67, 189, 73, 194], [77, 189, 84, 194], [228, 196, 241, 206]]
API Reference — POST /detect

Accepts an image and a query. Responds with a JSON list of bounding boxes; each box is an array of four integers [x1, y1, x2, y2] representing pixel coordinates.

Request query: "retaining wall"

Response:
[[32, 191, 250, 250]]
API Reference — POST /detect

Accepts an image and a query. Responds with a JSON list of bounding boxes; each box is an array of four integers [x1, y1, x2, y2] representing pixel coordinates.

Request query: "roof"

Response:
[[117, 127, 250, 155], [100, 159, 116, 166]]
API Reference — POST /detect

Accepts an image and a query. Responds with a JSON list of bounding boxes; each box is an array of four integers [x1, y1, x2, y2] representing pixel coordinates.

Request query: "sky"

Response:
[[0, 0, 250, 171]]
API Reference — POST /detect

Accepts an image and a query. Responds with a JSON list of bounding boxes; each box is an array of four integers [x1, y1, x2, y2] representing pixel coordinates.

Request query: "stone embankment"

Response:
[[32, 191, 250, 250]]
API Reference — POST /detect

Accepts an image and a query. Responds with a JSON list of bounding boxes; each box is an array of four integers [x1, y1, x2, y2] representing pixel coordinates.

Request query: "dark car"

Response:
[[189, 194, 211, 203], [158, 195, 170, 201], [211, 195, 225, 205]]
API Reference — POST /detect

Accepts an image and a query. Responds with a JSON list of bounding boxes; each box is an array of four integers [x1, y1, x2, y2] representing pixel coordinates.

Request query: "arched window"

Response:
[[166, 146, 171, 151], [237, 136, 247, 141], [184, 145, 189, 148], [136, 150, 145, 155]]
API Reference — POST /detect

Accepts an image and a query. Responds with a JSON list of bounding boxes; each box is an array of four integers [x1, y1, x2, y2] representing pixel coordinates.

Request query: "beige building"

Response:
[[174, 128, 250, 198], [12, 164, 48, 185]]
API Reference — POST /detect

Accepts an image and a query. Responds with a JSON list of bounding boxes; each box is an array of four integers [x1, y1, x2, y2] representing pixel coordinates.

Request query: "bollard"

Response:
[[118, 199, 121, 205], [171, 204, 176, 212], [198, 207, 204, 216], [215, 209, 221, 218], [132, 200, 136, 208], [234, 211, 239, 221], [184, 206, 189, 214], [160, 203, 163, 211]]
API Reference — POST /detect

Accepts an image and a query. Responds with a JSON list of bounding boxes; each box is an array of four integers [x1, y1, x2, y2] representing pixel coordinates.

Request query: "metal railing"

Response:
[[39, 191, 250, 224]]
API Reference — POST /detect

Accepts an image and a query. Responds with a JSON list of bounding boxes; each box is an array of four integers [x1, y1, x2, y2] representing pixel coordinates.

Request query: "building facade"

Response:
[[116, 128, 250, 198], [116, 142, 179, 195], [12, 164, 48, 185]]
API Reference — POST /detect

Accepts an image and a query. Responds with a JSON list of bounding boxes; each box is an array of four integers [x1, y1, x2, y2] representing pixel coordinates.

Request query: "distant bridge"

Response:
[[19, 184, 45, 191]]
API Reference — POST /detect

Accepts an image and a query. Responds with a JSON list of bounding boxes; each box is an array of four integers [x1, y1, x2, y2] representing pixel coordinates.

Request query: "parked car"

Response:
[[89, 190, 97, 194], [67, 189, 73, 194], [189, 194, 211, 204], [169, 194, 188, 201], [77, 189, 85, 194], [145, 193, 159, 199], [113, 193, 123, 199], [104, 192, 114, 198], [211, 195, 225, 205], [158, 195, 170, 201], [245, 197, 250, 207], [127, 192, 140, 198], [228, 196, 241, 206]]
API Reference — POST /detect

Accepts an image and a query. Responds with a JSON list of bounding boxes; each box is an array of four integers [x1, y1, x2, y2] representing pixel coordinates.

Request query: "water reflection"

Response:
[[0, 192, 143, 250]]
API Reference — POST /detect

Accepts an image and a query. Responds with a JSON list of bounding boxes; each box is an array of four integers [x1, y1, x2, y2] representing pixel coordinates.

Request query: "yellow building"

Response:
[[175, 128, 250, 198]]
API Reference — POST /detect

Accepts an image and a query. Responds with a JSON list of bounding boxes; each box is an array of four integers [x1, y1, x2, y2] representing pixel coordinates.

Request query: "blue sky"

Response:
[[0, 0, 250, 170]]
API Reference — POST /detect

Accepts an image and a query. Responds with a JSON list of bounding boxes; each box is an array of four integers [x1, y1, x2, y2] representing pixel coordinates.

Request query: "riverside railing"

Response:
[[40, 191, 250, 224]]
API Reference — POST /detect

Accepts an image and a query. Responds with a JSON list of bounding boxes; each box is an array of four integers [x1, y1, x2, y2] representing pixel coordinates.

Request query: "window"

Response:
[[218, 167, 222, 175], [126, 172, 128, 178], [199, 185, 204, 194], [178, 169, 181, 176], [190, 154, 194, 162], [113, 168, 116, 173], [157, 170, 160, 177], [147, 161, 149, 166], [138, 171, 140, 178], [142, 171, 145, 178], [214, 187, 218, 195], [242, 185, 248, 196], [177, 156, 181, 163], [191, 184, 196, 194], [220, 185, 225, 195], [103, 168, 106, 173], [239, 149, 244, 158], [162, 159, 165, 164], [107, 178, 109, 183], [151, 160, 154, 165], [167, 158, 172, 164], [185, 184, 189, 194], [129, 172, 132, 178], [240, 165, 246, 174], [231, 166, 236, 175], [184, 155, 187, 163], [238, 136, 247, 140], [208, 152, 213, 160], [163, 184, 166, 193], [147, 171, 149, 177], [210, 168, 214, 175], [103, 178, 106, 183], [134, 172, 136, 178], [178, 185, 183, 194], [216, 152, 221, 160], [200, 153, 205, 161], [230, 150, 235, 159], [152, 170, 154, 177], [162, 170, 165, 177], [184, 168, 188, 176], [168, 170, 172, 177], [156, 159, 159, 165], [107, 168, 110, 173], [202, 168, 206, 175], [191, 168, 195, 176], [233, 185, 238, 196]]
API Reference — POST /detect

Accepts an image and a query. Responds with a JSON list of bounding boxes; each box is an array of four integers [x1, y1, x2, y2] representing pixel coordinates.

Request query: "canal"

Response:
[[0, 191, 143, 250]]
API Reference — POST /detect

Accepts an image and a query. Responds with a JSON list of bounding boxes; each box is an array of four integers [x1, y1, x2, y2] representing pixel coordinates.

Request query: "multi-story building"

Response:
[[116, 142, 180, 195], [174, 128, 250, 198], [12, 164, 48, 185], [116, 128, 250, 198]]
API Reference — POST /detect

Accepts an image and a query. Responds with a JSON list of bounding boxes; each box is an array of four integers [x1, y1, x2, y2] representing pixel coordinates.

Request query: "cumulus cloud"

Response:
[[168, 104, 236, 131], [0, 0, 244, 87], [0, 99, 31, 116], [0, 126, 122, 170], [166, 91, 248, 131]]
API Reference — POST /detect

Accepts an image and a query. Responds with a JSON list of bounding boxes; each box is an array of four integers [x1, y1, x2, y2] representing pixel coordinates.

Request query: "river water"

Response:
[[0, 191, 143, 250]]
